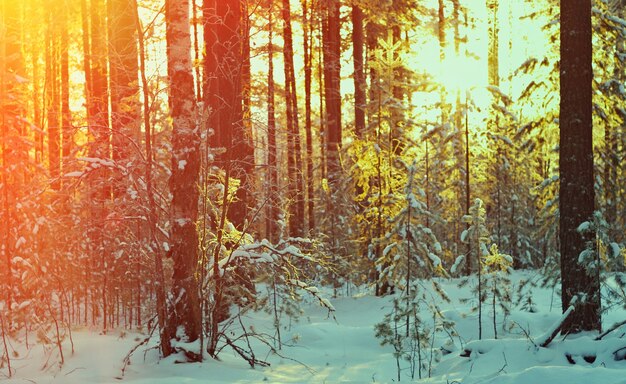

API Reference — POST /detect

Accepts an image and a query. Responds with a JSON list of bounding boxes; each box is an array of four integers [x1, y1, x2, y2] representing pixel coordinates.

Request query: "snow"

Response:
[[14, 236, 26, 249], [577, 221, 592, 233], [4, 271, 626, 383], [63, 171, 84, 178]]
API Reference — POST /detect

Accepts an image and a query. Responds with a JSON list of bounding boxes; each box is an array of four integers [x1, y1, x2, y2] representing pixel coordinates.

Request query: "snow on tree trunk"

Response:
[[165, 0, 202, 359]]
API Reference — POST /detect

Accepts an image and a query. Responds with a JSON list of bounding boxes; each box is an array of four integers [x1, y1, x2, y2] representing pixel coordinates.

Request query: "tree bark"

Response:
[[109, 0, 140, 198], [266, 2, 279, 243], [302, 0, 316, 233], [352, 4, 366, 138], [203, 0, 254, 231], [282, 0, 305, 237], [134, 0, 171, 356], [324, 0, 342, 182], [559, 0, 601, 333], [166, 0, 202, 359]]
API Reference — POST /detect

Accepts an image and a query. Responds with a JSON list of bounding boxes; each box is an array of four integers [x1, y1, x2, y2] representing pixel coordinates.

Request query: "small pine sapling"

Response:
[[483, 244, 513, 338], [374, 283, 429, 381], [461, 198, 490, 339], [516, 277, 539, 313], [374, 281, 456, 381], [377, 159, 445, 293], [586, 212, 625, 312]]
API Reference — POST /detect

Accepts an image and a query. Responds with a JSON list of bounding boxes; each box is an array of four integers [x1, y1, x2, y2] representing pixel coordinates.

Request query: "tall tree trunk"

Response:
[[266, 1, 278, 243], [282, 0, 304, 237], [46, 5, 60, 190], [324, 0, 342, 182], [60, 6, 72, 178], [83, 0, 111, 332], [318, 11, 327, 183], [134, 0, 170, 355], [28, 0, 44, 164], [451, 0, 464, 261], [166, 0, 202, 359], [192, 0, 202, 99], [109, 0, 140, 198], [352, 4, 366, 137], [302, 0, 316, 233], [559, 0, 601, 333], [606, 0, 624, 244], [242, 0, 252, 155], [461, 6, 472, 276], [204, 0, 254, 231]]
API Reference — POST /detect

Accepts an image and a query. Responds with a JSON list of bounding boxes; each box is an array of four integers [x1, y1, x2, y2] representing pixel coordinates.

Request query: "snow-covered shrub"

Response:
[[374, 281, 455, 381]]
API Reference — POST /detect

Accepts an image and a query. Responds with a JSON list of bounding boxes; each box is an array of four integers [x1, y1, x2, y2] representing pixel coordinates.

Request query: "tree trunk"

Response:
[[606, 0, 625, 244], [352, 5, 366, 138], [204, 0, 254, 231], [46, 6, 60, 190], [165, 0, 202, 359], [324, 0, 342, 182], [109, 0, 140, 198], [134, 0, 170, 355], [559, 0, 601, 333], [302, 0, 316, 233], [266, 1, 279, 243], [60, 6, 72, 178], [282, 0, 305, 238], [82, 0, 111, 332]]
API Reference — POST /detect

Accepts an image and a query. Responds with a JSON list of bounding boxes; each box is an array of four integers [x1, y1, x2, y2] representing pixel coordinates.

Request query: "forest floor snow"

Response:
[[4, 271, 626, 383]]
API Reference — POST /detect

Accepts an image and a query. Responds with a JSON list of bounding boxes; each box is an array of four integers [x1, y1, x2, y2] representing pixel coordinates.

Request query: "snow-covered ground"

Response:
[[4, 271, 626, 383]]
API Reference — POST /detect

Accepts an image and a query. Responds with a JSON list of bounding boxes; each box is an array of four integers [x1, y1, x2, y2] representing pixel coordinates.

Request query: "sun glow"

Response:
[[436, 53, 486, 94]]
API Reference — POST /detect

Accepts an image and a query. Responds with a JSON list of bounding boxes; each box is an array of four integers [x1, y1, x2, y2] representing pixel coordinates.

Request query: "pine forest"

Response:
[[1, 0, 626, 382]]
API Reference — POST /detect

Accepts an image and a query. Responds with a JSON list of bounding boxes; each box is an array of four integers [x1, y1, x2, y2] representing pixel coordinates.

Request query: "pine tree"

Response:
[[559, 0, 601, 333]]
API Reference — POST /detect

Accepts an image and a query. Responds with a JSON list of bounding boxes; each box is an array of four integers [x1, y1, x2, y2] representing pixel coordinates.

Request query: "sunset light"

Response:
[[0, 0, 624, 382]]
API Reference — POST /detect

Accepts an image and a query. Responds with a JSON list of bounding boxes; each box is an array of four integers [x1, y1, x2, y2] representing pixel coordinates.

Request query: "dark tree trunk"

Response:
[[352, 5, 366, 137], [302, 0, 316, 233], [324, 0, 342, 181], [109, 0, 140, 198], [204, 0, 254, 231], [266, 1, 278, 243], [282, 0, 305, 238], [242, 0, 252, 157], [559, 0, 601, 333], [165, 0, 202, 359]]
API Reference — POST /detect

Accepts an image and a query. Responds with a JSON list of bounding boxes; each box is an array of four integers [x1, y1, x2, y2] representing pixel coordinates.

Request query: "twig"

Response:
[[596, 319, 626, 341], [497, 352, 508, 373], [64, 367, 85, 376], [120, 324, 158, 378], [222, 333, 270, 368], [512, 321, 537, 348]]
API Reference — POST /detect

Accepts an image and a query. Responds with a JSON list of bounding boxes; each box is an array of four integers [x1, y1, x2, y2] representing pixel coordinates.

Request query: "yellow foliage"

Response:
[[483, 244, 512, 273]]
